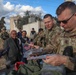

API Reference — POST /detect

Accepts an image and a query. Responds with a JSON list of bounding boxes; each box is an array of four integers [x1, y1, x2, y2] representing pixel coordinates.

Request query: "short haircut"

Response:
[[43, 14, 53, 19], [11, 30, 17, 33], [32, 28, 34, 30], [22, 30, 27, 34], [38, 28, 43, 32], [56, 1, 76, 15]]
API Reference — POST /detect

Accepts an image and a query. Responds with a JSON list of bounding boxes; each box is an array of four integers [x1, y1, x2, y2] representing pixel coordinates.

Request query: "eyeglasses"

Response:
[[57, 14, 74, 24]]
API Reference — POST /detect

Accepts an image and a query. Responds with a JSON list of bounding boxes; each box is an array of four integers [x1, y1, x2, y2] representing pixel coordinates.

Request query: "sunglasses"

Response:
[[57, 14, 74, 24]]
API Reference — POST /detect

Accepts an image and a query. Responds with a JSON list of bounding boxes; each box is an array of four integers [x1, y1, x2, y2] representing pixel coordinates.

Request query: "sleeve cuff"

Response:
[[64, 57, 74, 70]]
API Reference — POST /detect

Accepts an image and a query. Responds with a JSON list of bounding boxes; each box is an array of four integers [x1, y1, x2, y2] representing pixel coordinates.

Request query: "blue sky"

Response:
[[3, 0, 64, 17], [0, 0, 65, 29]]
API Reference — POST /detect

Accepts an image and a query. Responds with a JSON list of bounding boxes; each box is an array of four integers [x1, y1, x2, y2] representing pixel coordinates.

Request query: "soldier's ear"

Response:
[[74, 13, 76, 16], [53, 19, 56, 25], [74, 13, 76, 20]]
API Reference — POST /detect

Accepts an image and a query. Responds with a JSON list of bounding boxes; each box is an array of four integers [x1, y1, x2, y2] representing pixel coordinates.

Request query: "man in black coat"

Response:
[[4, 30, 23, 66]]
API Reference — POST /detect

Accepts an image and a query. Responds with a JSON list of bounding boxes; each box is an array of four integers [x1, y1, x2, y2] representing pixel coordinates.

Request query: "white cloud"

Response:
[[0, 0, 45, 29], [35, 7, 43, 12], [0, 0, 7, 16], [4, 18, 10, 28], [14, 4, 21, 12], [5, 18, 10, 24], [19, 5, 34, 12], [14, 5, 45, 16], [4, 2, 14, 11]]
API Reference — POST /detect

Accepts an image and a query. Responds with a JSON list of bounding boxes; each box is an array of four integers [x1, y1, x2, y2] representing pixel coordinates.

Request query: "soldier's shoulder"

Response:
[[0, 38, 4, 43], [0, 38, 4, 50]]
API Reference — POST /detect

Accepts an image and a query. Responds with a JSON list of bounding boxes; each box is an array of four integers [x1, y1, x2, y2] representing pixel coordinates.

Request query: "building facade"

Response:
[[10, 16, 45, 37]]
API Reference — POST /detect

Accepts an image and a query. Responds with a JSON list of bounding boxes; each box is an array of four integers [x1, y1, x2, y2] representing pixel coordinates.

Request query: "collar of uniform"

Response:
[[47, 24, 56, 32], [64, 30, 76, 37]]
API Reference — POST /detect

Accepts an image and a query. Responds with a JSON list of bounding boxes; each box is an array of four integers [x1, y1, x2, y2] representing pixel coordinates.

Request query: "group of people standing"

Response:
[[16, 1, 76, 75], [0, 1, 76, 75]]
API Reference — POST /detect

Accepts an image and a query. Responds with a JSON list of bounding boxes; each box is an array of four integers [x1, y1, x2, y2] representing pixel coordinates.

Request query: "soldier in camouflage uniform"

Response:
[[0, 27, 9, 70], [43, 1, 76, 75], [0, 37, 6, 70], [39, 14, 61, 54], [0, 26, 9, 40], [34, 14, 61, 49], [33, 28, 44, 47]]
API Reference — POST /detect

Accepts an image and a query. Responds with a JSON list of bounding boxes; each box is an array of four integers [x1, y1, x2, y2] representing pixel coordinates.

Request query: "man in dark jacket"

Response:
[[4, 30, 23, 66]]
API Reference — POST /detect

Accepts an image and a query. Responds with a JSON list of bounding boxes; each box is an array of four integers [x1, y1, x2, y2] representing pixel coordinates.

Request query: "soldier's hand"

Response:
[[43, 54, 68, 66], [29, 43, 39, 49], [29, 43, 34, 48], [30, 53, 38, 57], [34, 45, 39, 49]]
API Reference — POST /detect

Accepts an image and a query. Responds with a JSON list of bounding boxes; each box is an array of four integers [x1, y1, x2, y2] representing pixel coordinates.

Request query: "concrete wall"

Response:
[[23, 21, 44, 37], [10, 16, 20, 32]]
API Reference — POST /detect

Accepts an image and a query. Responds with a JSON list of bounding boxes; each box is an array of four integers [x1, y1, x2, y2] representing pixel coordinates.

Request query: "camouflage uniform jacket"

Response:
[[50, 30, 76, 71], [44, 24, 61, 45], [33, 24, 61, 51], [42, 24, 61, 54], [0, 32, 9, 40], [0, 38, 4, 50], [33, 31, 45, 47], [0, 38, 6, 70]]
